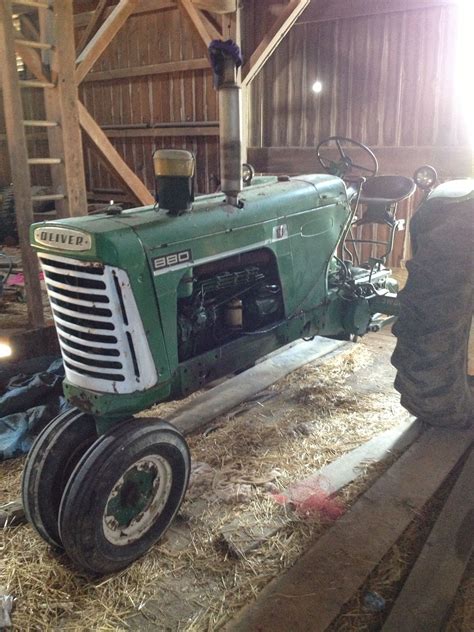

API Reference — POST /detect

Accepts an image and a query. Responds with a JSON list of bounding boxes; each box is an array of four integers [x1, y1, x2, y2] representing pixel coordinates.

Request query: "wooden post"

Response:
[[0, 0, 44, 327], [39, 1, 88, 218]]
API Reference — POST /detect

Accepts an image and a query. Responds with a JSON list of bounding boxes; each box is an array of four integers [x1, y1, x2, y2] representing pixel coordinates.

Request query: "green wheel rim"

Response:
[[103, 455, 172, 546]]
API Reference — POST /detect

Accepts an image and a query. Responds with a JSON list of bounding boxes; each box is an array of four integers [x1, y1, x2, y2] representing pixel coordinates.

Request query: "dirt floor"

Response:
[[0, 330, 472, 631]]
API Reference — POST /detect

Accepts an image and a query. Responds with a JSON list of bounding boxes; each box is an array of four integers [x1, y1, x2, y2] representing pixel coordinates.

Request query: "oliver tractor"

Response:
[[22, 43, 473, 574]]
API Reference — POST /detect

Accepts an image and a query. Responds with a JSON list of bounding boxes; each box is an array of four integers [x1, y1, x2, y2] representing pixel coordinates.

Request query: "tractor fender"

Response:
[[426, 179, 474, 204]]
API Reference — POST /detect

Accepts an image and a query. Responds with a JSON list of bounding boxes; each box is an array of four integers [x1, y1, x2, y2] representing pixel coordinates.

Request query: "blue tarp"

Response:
[[0, 358, 70, 460]]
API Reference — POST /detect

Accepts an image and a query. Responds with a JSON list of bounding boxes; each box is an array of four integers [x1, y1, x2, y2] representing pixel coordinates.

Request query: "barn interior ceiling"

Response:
[[1, 0, 471, 275]]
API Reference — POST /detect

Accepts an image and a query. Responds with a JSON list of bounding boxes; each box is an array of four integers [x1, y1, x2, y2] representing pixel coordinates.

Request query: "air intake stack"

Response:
[[153, 149, 195, 215], [209, 40, 243, 207]]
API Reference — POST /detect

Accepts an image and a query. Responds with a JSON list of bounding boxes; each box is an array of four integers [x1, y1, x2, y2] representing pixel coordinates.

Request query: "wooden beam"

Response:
[[75, 0, 137, 84], [247, 146, 474, 179], [192, 0, 236, 13], [227, 425, 474, 632], [382, 449, 474, 632], [171, 338, 348, 435], [221, 419, 421, 558], [128, 0, 176, 12], [78, 101, 154, 206], [298, 0, 457, 24], [0, 0, 44, 327], [242, 0, 310, 86], [84, 57, 210, 82], [75, 0, 108, 55], [74, 1, 177, 28], [104, 125, 219, 137], [179, 0, 221, 49]]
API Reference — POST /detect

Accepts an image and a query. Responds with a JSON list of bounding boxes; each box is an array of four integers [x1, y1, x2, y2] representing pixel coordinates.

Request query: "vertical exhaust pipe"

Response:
[[209, 41, 243, 207]]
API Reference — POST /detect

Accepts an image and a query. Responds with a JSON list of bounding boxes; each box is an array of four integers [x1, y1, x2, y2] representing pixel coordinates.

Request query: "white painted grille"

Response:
[[39, 252, 157, 394]]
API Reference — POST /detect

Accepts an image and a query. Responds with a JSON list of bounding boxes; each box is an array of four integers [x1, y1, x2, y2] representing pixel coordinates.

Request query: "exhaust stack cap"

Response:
[[153, 149, 195, 215]]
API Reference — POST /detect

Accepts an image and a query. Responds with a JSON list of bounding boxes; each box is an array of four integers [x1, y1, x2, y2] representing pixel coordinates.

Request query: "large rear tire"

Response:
[[391, 198, 473, 427]]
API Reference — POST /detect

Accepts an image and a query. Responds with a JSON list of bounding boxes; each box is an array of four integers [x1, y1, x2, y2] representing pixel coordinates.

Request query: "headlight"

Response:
[[413, 165, 437, 190], [242, 163, 255, 185]]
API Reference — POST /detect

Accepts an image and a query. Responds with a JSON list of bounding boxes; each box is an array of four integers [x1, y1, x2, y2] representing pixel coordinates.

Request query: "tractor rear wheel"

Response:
[[391, 198, 473, 427]]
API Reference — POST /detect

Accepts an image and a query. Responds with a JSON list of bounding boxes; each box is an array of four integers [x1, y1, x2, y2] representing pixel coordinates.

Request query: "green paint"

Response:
[[106, 467, 157, 528], [31, 173, 398, 431]]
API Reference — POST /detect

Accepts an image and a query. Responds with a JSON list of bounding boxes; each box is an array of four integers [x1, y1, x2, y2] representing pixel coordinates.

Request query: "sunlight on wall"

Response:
[[0, 342, 12, 359], [456, 0, 474, 154]]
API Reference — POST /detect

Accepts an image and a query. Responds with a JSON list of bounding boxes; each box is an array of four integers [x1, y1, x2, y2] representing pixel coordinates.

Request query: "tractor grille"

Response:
[[39, 253, 157, 394]]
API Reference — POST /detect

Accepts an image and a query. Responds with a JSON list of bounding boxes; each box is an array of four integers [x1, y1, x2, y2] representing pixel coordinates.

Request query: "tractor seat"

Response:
[[359, 175, 416, 205]]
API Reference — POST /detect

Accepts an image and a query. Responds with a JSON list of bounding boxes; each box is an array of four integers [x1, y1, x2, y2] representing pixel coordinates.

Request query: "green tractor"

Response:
[[22, 45, 473, 574]]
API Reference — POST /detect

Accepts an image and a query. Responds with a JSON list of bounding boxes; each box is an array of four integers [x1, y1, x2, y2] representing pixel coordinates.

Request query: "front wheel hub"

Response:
[[103, 455, 172, 545]]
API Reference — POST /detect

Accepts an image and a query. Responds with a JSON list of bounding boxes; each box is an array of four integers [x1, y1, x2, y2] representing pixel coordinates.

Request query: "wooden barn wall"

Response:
[[75, 7, 219, 198], [247, 4, 470, 266], [0, 7, 219, 197]]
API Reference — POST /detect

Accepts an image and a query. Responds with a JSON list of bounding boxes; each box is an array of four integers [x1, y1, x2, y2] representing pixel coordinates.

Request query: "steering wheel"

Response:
[[316, 136, 378, 178]]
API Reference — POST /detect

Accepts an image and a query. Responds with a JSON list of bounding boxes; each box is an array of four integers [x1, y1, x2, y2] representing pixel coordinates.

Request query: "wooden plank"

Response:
[[226, 425, 474, 632], [78, 101, 155, 205], [14, 38, 53, 50], [14, 40, 50, 83], [75, 0, 108, 55], [74, 1, 177, 27], [220, 419, 422, 557], [242, 0, 310, 87], [171, 337, 349, 435], [298, 0, 457, 24], [11, 0, 49, 9], [192, 0, 236, 13], [83, 57, 210, 82], [382, 448, 474, 632], [129, 0, 176, 13], [104, 125, 219, 137], [247, 146, 473, 179], [0, 0, 44, 328], [179, 0, 221, 49], [75, 0, 137, 84]]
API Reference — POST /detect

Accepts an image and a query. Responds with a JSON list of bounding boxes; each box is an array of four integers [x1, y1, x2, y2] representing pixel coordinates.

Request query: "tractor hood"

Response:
[[31, 174, 347, 270]]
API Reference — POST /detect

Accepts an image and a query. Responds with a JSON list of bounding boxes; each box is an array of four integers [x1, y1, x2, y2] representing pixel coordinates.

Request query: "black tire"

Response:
[[58, 418, 190, 575], [22, 408, 98, 548], [391, 198, 473, 427]]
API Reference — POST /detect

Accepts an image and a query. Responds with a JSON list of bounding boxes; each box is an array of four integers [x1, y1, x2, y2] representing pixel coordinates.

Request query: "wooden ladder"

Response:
[[0, 0, 87, 327]]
